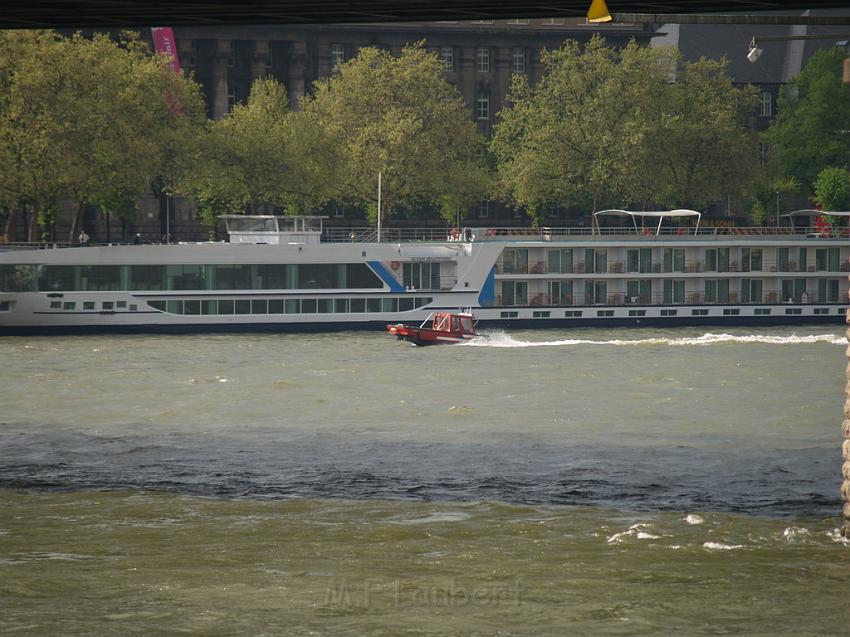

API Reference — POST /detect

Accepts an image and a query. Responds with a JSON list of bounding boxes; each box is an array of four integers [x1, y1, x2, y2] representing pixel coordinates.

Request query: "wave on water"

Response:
[[468, 331, 846, 348]]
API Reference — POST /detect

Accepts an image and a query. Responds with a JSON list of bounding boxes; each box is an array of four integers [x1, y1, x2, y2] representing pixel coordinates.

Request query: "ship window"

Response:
[[301, 299, 317, 313], [500, 311, 518, 318], [382, 298, 397, 312], [335, 298, 349, 313], [814, 308, 829, 315], [533, 310, 550, 318], [215, 265, 252, 290], [399, 298, 414, 311], [251, 299, 267, 314], [202, 300, 217, 314], [596, 310, 614, 317], [565, 310, 582, 317], [691, 309, 708, 316], [255, 264, 290, 289], [661, 309, 678, 316], [284, 299, 300, 314], [1, 265, 38, 292], [81, 265, 121, 291], [785, 308, 802, 315], [414, 297, 432, 308], [234, 300, 251, 314], [102, 301, 114, 310], [50, 301, 61, 309], [218, 300, 234, 314], [148, 300, 166, 312], [318, 299, 333, 313], [166, 300, 182, 314], [130, 265, 166, 290], [723, 308, 740, 315], [839, 308, 847, 315], [268, 299, 284, 313], [184, 300, 201, 315], [83, 302, 95, 310], [0, 301, 10, 312], [755, 308, 771, 315], [129, 304, 138, 312], [116, 301, 126, 308], [350, 298, 366, 312], [40, 266, 76, 292], [63, 302, 75, 310], [367, 298, 381, 313], [628, 310, 646, 317]]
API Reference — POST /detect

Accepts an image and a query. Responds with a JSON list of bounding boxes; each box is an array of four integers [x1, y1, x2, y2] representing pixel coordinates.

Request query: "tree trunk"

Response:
[[69, 201, 86, 243], [3, 206, 22, 243], [27, 202, 41, 243]]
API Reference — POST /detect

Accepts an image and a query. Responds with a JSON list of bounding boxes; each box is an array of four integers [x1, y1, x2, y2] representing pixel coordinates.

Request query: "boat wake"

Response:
[[467, 331, 846, 348]]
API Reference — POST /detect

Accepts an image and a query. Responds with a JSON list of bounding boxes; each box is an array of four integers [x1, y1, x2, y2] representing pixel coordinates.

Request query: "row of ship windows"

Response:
[[51, 301, 138, 311], [47, 297, 435, 315], [504, 307, 840, 319], [147, 297, 434, 315]]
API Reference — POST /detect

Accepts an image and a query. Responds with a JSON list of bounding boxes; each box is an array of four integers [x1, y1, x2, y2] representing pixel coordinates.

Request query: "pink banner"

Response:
[[151, 27, 180, 73]]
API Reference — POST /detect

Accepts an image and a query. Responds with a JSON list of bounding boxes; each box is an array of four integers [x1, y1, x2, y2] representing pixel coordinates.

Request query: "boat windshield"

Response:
[[460, 317, 474, 333]]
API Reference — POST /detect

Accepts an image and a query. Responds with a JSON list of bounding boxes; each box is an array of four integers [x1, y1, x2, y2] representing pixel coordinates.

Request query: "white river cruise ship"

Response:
[[0, 212, 848, 335]]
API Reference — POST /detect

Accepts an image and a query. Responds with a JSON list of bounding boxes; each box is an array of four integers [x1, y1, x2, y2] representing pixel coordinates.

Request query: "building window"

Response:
[[331, 43, 345, 70], [185, 40, 196, 68], [479, 200, 490, 218], [477, 47, 490, 72], [476, 89, 490, 120], [760, 91, 773, 117], [440, 46, 454, 72], [227, 87, 237, 111], [512, 47, 526, 74], [507, 19, 530, 25], [544, 18, 566, 25]]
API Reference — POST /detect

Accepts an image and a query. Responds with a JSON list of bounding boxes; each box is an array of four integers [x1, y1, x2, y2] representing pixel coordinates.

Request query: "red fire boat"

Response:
[[387, 310, 480, 346]]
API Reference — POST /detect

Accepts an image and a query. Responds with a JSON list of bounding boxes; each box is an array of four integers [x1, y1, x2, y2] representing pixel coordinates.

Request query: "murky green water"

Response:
[[1, 327, 849, 634]]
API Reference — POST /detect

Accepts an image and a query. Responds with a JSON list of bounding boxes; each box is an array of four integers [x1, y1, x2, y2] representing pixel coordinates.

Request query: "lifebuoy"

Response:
[[390, 260, 400, 271]]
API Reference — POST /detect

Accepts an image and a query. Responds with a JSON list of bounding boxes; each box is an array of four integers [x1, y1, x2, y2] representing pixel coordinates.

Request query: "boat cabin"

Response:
[[221, 215, 326, 245], [432, 312, 476, 335]]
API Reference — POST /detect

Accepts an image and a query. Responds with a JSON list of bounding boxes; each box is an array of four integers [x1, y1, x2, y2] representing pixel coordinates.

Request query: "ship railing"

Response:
[[319, 225, 841, 243]]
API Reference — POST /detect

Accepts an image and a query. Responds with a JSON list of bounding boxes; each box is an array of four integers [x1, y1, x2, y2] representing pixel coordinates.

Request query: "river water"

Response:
[[1, 327, 849, 635]]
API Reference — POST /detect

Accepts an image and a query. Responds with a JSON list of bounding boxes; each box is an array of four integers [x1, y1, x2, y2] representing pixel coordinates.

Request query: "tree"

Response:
[[0, 30, 206, 242], [303, 44, 490, 225], [813, 166, 850, 210], [492, 37, 670, 223], [766, 47, 850, 192], [645, 57, 759, 209], [493, 37, 759, 223], [178, 78, 339, 226], [0, 30, 68, 242]]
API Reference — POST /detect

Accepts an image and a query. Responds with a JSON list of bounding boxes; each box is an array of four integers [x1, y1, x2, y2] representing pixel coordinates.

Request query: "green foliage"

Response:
[[750, 199, 768, 226], [0, 29, 206, 240], [813, 166, 850, 211], [177, 77, 341, 225], [766, 47, 850, 192], [303, 44, 491, 224], [492, 37, 759, 217], [645, 58, 759, 209]]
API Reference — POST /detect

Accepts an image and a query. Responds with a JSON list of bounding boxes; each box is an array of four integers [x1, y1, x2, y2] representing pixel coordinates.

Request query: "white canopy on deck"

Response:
[[779, 209, 850, 222], [592, 209, 702, 236]]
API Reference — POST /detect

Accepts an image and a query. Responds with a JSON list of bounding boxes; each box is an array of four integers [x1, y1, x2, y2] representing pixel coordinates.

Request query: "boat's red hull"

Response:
[[386, 324, 476, 346]]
